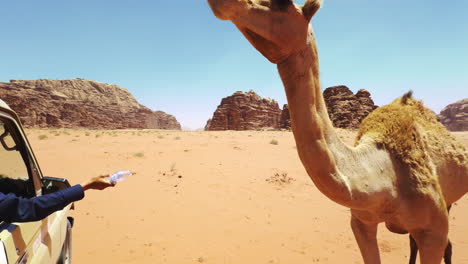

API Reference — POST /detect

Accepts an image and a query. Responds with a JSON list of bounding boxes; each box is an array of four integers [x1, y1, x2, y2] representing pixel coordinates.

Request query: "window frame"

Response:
[[0, 112, 43, 197]]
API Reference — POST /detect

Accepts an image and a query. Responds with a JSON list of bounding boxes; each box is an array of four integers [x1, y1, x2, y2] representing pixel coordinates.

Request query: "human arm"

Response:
[[0, 175, 115, 223], [0, 185, 84, 223]]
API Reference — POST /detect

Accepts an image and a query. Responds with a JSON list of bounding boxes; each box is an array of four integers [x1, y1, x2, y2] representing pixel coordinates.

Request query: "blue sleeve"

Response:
[[0, 185, 84, 223]]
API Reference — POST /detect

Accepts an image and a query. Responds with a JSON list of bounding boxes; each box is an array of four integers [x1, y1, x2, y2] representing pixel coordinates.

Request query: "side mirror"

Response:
[[41, 177, 71, 195]]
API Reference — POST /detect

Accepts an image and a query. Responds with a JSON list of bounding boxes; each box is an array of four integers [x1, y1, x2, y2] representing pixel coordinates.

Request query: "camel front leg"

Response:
[[409, 204, 453, 264], [444, 240, 452, 264], [411, 230, 447, 264], [444, 205, 453, 264], [410, 235, 452, 264], [350, 215, 381, 264]]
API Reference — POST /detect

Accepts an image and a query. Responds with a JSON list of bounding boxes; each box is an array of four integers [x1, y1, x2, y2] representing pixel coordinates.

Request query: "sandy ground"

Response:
[[25, 129, 468, 264]]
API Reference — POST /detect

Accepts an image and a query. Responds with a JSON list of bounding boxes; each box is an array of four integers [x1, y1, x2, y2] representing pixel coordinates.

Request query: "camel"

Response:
[[206, 0, 468, 263], [409, 206, 452, 264]]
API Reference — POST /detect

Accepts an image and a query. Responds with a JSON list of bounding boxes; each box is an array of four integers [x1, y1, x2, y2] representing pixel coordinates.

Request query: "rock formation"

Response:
[[204, 119, 212, 131], [279, 104, 290, 130], [206, 87, 377, 131], [322, 85, 378, 129], [437, 98, 468, 131], [0, 79, 181, 130], [205, 90, 281, 130]]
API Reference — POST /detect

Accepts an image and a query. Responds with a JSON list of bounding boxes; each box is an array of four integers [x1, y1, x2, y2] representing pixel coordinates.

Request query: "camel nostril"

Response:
[[272, 0, 293, 11]]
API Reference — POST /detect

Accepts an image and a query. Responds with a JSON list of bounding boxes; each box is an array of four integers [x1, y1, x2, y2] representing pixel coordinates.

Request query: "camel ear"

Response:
[[302, 0, 322, 21]]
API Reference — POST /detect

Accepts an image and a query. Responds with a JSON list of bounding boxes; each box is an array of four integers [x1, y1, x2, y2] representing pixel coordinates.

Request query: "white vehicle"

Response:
[[0, 99, 73, 264]]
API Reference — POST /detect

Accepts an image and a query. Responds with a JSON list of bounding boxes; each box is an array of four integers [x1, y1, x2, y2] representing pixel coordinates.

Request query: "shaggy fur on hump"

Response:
[[356, 92, 466, 196]]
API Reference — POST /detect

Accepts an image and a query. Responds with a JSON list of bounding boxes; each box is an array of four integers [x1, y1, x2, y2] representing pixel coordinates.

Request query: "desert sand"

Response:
[[26, 129, 468, 264]]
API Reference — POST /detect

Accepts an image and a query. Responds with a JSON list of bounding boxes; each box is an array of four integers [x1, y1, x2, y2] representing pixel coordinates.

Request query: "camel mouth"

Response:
[[240, 27, 288, 64]]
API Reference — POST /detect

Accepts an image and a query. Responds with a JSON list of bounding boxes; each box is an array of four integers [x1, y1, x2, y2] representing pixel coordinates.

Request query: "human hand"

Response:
[[81, 175, 116, 191]]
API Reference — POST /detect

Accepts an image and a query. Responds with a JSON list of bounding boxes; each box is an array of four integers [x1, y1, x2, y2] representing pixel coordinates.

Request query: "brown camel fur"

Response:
[[206, 0, 468, 263]]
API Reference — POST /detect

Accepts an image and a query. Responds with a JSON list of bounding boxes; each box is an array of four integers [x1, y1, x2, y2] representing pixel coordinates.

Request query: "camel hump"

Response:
[[355, 92, 465, 195], [401, 90, 413, 105]]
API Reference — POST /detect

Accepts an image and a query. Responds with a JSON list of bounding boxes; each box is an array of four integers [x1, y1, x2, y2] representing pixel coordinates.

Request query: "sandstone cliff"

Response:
[[437, 98, 468, 131], [0, 79, 181, 130], [205, 90, 281, 130], [323, 85, 378, 129]]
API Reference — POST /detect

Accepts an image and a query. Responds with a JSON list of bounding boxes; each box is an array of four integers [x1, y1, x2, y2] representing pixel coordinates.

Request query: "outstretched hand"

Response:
[[81, 175, 116, 191]]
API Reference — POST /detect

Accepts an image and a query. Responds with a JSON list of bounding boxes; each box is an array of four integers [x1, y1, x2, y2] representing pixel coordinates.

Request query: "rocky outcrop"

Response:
[[437, 99, 468, 131], [204, 119, 212, 131], [0, 79, 181, 130], [145, 111, 181, 130], [279, 104, 290, 130], [277, 86, 378, 130], [207, 87, 377, 131], [323, 85, 378, 129], [205, 90, 281, 130]]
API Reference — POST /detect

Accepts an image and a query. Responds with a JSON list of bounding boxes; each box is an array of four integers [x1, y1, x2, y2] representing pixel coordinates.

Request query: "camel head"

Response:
[[207, 0, 322, 63]]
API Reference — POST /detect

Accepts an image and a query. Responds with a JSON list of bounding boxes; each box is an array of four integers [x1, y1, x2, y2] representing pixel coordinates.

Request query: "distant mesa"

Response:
[[205, 86, 378, 131], [0, 79, 181, 130], [205, 90, 281, 131], [437, 98, 468, 131]]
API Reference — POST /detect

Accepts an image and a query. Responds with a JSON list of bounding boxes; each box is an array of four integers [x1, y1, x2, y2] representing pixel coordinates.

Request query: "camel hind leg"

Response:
[[409, 235, 418, 264]]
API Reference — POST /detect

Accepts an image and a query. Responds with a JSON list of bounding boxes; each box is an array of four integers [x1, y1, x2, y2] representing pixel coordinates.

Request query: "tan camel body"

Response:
[[206, 0, 468, 263]]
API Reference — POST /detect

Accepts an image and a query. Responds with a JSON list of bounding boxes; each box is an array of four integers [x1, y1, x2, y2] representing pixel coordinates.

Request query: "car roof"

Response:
[[0, 99, 22, 124], [0, 99, 12, 111]]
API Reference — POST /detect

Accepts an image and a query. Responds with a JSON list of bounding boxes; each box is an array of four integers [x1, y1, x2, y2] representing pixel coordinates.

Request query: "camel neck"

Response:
[[277, 33, 355, 208]]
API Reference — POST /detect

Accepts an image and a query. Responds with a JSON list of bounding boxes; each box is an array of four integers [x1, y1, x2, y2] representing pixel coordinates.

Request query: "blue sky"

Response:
[[0, 0, 467, 130]]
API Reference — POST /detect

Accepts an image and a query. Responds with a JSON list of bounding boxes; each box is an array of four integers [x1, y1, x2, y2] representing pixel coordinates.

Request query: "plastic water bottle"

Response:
[[109, 170, 133, 183]]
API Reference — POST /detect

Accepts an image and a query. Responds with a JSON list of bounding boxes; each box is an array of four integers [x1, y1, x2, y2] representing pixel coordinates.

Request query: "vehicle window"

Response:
[[0, 119, 33, 197]]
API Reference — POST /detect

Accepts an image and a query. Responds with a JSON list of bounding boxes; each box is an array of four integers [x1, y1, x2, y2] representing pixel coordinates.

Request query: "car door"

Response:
[[0, 113, 62, 264]]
